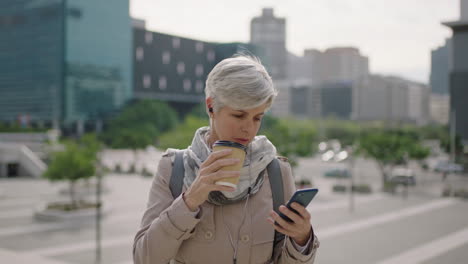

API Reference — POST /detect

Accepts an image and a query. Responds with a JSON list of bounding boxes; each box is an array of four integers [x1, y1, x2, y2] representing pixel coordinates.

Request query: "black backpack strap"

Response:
[[267, 158, 285, 257], [169, 150, 185, 198]]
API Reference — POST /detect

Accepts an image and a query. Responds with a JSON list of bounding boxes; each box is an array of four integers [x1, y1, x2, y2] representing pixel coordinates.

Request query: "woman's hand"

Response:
[[267, 203, 313, 246], [183, 149, 240, 211]]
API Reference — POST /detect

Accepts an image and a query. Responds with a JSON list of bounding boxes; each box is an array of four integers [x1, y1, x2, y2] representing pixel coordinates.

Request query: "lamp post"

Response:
[[348, 146, 355, 213], [95, 154, 103, 264]]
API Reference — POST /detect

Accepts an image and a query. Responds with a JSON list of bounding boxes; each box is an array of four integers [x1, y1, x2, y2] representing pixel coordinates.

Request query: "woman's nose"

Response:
[[240, 120, 253, 133]]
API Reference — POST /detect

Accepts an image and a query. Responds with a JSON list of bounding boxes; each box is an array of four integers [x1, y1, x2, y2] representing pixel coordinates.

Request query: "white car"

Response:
[[389, 167, 416, 186], [434, 161, 463, 173]]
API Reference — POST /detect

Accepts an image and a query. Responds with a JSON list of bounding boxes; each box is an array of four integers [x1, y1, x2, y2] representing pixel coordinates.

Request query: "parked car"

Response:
[[323, 168, 350, 178], [389, 167, 415, 186], [434, 161, 463, 173]]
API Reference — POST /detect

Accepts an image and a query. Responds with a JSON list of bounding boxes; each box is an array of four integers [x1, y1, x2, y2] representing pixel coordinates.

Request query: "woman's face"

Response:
[[210, 103, 267, 146]]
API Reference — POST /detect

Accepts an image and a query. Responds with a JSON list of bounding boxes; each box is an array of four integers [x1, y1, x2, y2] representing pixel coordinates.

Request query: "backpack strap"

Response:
[[169, 150, 185, 198], [267, 158, 286, 257]]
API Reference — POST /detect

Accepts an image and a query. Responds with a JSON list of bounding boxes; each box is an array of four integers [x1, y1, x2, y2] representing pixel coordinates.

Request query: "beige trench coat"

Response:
[[133, 150, 319, 264]]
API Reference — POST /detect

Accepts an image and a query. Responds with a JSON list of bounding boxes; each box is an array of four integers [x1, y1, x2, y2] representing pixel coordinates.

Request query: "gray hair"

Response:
[[205, 55, 277, 113]]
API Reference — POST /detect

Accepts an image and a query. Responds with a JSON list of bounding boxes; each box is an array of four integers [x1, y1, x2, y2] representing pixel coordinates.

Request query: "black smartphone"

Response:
[[278, 188, 318, 223]]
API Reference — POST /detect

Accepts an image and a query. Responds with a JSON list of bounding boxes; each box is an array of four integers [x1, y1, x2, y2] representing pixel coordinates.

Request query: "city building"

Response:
[[270, 80, 292, 118], [430, 94, 450, 125], [133, 25, 217, 116], [443, 0, 468, 146], [250, 8, 287, 79], [352, 75, 430, 125], [133, 22, 261, 116], [287, 47, 368, 87], [290, 82, 352, 120], [0, 0, 133, 131], [430, 38, 452, 95], [321, 47, 369, 83], [287, 50, 321, 86], [321, 82, 353, 120]]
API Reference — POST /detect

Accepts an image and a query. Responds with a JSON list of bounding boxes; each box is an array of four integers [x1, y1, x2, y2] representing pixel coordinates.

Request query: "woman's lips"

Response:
[[233, 138, 249, 144]]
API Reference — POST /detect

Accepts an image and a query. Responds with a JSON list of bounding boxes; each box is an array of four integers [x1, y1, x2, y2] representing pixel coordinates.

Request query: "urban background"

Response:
[[0, 0, 467, 264]]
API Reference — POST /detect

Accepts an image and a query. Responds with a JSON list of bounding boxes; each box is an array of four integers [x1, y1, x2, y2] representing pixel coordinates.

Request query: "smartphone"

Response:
[[278, 188, 318, 223]]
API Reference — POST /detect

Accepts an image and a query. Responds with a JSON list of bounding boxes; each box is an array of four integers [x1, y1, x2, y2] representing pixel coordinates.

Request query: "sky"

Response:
[[130, 0, 459, 84]]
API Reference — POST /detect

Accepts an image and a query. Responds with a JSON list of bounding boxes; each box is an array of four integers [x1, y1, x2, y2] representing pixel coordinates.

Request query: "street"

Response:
[[0, 155, 467, 264]]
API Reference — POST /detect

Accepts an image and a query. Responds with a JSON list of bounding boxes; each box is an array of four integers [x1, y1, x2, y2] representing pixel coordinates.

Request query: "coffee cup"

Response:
[[212, 140, 247, 189]]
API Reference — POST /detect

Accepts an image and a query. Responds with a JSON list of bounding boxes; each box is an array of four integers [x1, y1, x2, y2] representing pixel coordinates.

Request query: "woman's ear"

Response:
[[206, 97, 214, 115]]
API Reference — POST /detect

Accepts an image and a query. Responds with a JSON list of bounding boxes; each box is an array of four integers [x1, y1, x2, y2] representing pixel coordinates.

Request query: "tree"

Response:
[[101, 100, 178, 149], [357, 129, 430, 186], [43, 134, 102, 208], [261, 116, 318, 168], [158, 116, 209, 150]]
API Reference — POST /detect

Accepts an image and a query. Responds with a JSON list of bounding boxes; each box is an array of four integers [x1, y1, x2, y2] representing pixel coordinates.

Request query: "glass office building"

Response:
[[0, 0, 132, 128], [0, 0, 64, 127]]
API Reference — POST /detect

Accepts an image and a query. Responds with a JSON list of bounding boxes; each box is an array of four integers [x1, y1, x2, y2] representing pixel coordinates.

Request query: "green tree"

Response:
[[102, 100, 179, 149], [158, 116, 209, 150], [261, 117, 318, 167], [357, 129, 430, 186], [43, 139, 99, 208]]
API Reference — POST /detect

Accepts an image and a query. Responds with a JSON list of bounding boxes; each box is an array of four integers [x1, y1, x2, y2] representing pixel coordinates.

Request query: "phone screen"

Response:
[[278, 188, 318, 223]]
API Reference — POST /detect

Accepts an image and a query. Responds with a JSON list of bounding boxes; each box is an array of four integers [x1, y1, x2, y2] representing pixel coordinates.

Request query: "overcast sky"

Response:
[[130, 0, 459, 84]]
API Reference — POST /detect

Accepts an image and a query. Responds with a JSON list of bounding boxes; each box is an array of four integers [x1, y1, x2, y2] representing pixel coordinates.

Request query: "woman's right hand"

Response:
[[183, 149, 240, 211]]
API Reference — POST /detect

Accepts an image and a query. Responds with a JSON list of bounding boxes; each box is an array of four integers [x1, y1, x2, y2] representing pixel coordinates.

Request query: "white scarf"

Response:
[[182, 126, 277, 205]]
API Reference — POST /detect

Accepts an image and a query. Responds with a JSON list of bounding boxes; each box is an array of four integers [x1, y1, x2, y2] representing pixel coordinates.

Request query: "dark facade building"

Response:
[[443, 0, 468, 146], [0, 0, 133, 131], [290, 82, 352, 119], [290, 86, 310, 117], [133, 23, 262, 116], [430, 38, 451, 95], [321, 82, 353, 119], [133, 28, 217, 115]]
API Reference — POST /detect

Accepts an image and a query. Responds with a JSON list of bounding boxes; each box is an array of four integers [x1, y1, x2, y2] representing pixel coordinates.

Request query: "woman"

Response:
[[133, 55, 319, 264]]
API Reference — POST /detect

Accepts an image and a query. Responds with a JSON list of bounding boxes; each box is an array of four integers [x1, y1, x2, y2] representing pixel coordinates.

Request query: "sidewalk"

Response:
[[0, 248, 69, 264]]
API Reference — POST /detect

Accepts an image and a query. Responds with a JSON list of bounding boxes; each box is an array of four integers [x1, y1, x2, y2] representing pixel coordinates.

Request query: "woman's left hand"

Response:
[[267, 202, 312, 246]]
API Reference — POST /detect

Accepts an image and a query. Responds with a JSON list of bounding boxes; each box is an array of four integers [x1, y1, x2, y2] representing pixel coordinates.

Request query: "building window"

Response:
[[68, 7, 82, 19], [183, 79, 192, 92], [195, 80, 204, 93], [177, 62, 185, 75], [145, 32, 153, 44], [143, 74, 151, 89], [195, 64, 204, 77], [136, 47, 144, 61], [207, 50, 215, 62], [40, 7, 59, 20], [162, 51, 171, 64], [172, 38, 181, 49], [195, 42, 204, 53], [159, 76, 167, 90]]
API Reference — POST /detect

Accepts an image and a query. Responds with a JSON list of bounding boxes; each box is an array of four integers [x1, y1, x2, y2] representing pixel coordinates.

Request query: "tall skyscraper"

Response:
[[443, 0, 468, 146], [250, 8, 287, 79], [0, 0, 133, 130], [430, 38, 452, 94]]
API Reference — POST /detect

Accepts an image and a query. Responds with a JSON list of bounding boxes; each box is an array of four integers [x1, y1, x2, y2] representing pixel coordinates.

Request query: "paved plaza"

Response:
[[1, 151, 468, 264]]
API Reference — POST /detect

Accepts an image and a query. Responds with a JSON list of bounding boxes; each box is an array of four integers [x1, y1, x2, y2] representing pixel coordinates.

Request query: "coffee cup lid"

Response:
[[213, 140, 247, 151]]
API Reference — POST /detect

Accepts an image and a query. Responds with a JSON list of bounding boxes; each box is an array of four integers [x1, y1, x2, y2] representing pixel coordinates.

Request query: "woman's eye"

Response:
[[233, 115, 243, 118]]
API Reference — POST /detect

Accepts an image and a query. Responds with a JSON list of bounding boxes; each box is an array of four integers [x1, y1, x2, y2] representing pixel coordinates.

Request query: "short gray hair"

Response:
[[205, 55, 277, 113]]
